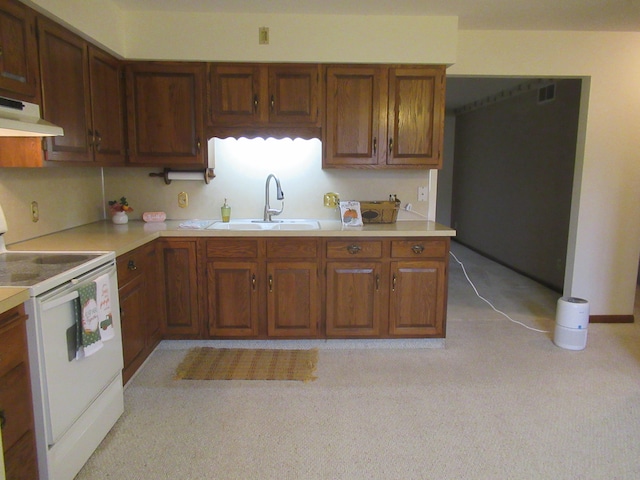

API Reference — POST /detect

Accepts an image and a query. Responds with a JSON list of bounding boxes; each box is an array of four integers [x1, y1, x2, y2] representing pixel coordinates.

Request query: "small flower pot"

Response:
[[112, 211, 128, 224]]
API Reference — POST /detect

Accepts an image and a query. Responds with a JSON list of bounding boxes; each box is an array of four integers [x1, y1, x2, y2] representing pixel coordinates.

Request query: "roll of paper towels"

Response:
[[166, 171, 205, 181]]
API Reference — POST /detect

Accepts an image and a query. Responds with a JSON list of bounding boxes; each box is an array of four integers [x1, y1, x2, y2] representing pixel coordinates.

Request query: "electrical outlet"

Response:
[[259, 27, 269, 45], [31, 201, 39, 222], [417, 186, 428, 202], [178, 192, 188, 208]]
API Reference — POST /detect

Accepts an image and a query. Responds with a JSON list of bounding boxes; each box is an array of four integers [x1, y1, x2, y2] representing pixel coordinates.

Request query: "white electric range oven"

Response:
[[0, 205, 123, 480]]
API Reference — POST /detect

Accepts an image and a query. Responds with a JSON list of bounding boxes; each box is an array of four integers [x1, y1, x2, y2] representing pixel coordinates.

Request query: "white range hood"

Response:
[[0, 96, 63, 137]]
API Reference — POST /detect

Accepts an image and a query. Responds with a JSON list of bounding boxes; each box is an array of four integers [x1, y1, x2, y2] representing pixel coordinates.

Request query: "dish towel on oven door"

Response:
[[95, 273, 115, 341], [77, 282, 103, 358]]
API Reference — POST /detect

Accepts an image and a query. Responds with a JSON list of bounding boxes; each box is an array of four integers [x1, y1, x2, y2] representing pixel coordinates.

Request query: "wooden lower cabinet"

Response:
[[0, 304, 38, 479], [204, 238, 320, 338], [117, 242, 162, 384], [325, 237, 448, 338], [267, 261, 318, 337], [207, 260, 259, 337], [388, 239, 449, 337], [126, 236, 448, 343], [326, 261, 383, 337], [157, 239, 200, 337], [389, 260, 446, 336]]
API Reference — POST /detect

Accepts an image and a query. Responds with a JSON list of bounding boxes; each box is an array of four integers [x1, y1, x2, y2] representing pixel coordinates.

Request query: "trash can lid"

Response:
[[562, 296, 588, 304]]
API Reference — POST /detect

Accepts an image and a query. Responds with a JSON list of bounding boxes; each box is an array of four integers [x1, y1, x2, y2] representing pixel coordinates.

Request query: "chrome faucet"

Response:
[[263, 174, 285, 222]]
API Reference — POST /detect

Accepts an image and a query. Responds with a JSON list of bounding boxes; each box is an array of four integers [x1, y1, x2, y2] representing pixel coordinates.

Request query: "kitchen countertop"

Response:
[[9, 219, 456, 256], [0, 287, 30, 313]]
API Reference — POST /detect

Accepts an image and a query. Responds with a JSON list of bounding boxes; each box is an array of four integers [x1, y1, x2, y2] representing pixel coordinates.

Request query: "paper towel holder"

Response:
[[149, 168, 216, 185]]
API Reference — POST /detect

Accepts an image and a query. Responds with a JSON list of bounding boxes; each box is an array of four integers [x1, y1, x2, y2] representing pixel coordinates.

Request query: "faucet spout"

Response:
[[263, 174, 285, 222]]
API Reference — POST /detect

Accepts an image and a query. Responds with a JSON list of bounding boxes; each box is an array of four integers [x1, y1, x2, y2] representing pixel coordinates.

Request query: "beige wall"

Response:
[[0, 167, 104, 245], [103, 139, 433, 223], [449, 30, 640, 316], [5, 1, 640, 316]]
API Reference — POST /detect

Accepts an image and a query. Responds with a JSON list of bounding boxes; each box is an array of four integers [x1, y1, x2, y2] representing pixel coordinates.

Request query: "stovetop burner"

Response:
[[0, 251, 104, 287]]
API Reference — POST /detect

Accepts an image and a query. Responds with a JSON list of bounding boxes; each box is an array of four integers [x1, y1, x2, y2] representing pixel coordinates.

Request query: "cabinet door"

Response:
[[267, 261, 318, 337], [268, 65, 320, 125], [118, 273, 146, 377], [0, 0, 39, 100], [207, 261, 259, 337], [324, 66, 386, 167], [88, 46, 126, 164], [0, 305, 38, 479], [389, 260, 446, 336], [126, 62, 206, 166], [209, 64, 262, 125], [386, 66, 445, 167], [38, 17, 92, 162], [326, 261, 383, 337], [157, 240, 200, 337], [144, 243, 161, 348]]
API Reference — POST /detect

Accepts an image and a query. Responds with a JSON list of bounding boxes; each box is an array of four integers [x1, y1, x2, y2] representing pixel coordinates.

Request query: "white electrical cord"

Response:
[[449, 251, 550, 333]]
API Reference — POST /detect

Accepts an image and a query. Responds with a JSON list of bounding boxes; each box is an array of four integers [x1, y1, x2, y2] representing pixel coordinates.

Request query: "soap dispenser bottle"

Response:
[[221, 199, 231, 222]]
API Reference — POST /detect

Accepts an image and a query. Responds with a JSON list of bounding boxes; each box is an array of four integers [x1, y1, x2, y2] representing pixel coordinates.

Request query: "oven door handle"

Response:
[[41, 291, 79, 312]]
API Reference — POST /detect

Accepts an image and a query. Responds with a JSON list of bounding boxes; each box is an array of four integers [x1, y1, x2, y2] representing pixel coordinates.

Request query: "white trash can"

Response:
[[553, 296, 589, 350]]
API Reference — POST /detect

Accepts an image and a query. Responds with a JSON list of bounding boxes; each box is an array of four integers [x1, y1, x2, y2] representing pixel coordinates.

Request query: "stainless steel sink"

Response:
[[207, 219, 321, 231]]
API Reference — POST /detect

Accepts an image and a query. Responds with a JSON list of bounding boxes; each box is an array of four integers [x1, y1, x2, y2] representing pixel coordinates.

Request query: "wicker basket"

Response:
[[359, 200, 401, 224]]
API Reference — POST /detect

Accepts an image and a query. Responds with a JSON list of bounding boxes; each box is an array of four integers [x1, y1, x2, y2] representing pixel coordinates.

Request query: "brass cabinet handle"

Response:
[[127, 260, 137, 271], [375, 274, 380, 291], [411, 244, 425, 254], [268, 275, 273, 293], [0, 409, 5, 429], [270, 94, 275, 111], [373, 137, 377, 155], [389, 137, 393, 154], [253, 94, 259, 111], [196, 138, 201, 153], [95, 130, 102, 152], [252, 274, 256, 291], [392, 274, 397, 292], [347, 244, 361, 254]]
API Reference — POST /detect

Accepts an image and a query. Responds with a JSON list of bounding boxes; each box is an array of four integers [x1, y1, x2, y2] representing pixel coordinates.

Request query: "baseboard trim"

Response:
[[590, 315, 635, 323]]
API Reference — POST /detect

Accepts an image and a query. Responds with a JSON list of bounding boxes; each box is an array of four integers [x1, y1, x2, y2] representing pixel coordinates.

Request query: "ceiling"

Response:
[[110, 0, 640, 32]]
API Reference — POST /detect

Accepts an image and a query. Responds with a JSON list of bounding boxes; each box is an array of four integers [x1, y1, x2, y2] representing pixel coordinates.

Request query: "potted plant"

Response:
[[108, 197, 133, 224]]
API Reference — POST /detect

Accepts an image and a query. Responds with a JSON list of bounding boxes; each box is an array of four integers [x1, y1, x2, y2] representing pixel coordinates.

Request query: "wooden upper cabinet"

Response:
[[0, 0, 39, 101], [209, 63, 321, 130], [126, 62, 207, 167], [324, 66, 385, 167], [38, 17, 91, 162], [324, 64, 446, 169], [38, 17, 125, 164], [88, 46, 126, 165], [387, 66, 445, 167]]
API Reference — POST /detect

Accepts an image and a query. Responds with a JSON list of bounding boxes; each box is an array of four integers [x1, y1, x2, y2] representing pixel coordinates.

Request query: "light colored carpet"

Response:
[[175, 347, 318, 382], [76, 242, 640, 479]]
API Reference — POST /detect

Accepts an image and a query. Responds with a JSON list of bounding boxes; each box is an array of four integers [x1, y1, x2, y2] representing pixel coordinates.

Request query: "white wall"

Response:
[[448, 30, 640, 316], [122, 12, 458, 63]]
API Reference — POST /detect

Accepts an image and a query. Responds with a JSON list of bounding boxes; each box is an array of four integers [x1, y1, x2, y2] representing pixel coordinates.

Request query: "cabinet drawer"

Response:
[[117, 248, 146, 285], [0, 313, 27, 376], [391, 239, 447, 259], [206, 239, 259, 258], [267, 238, 318, 258], [326, 240, 383, 259]]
